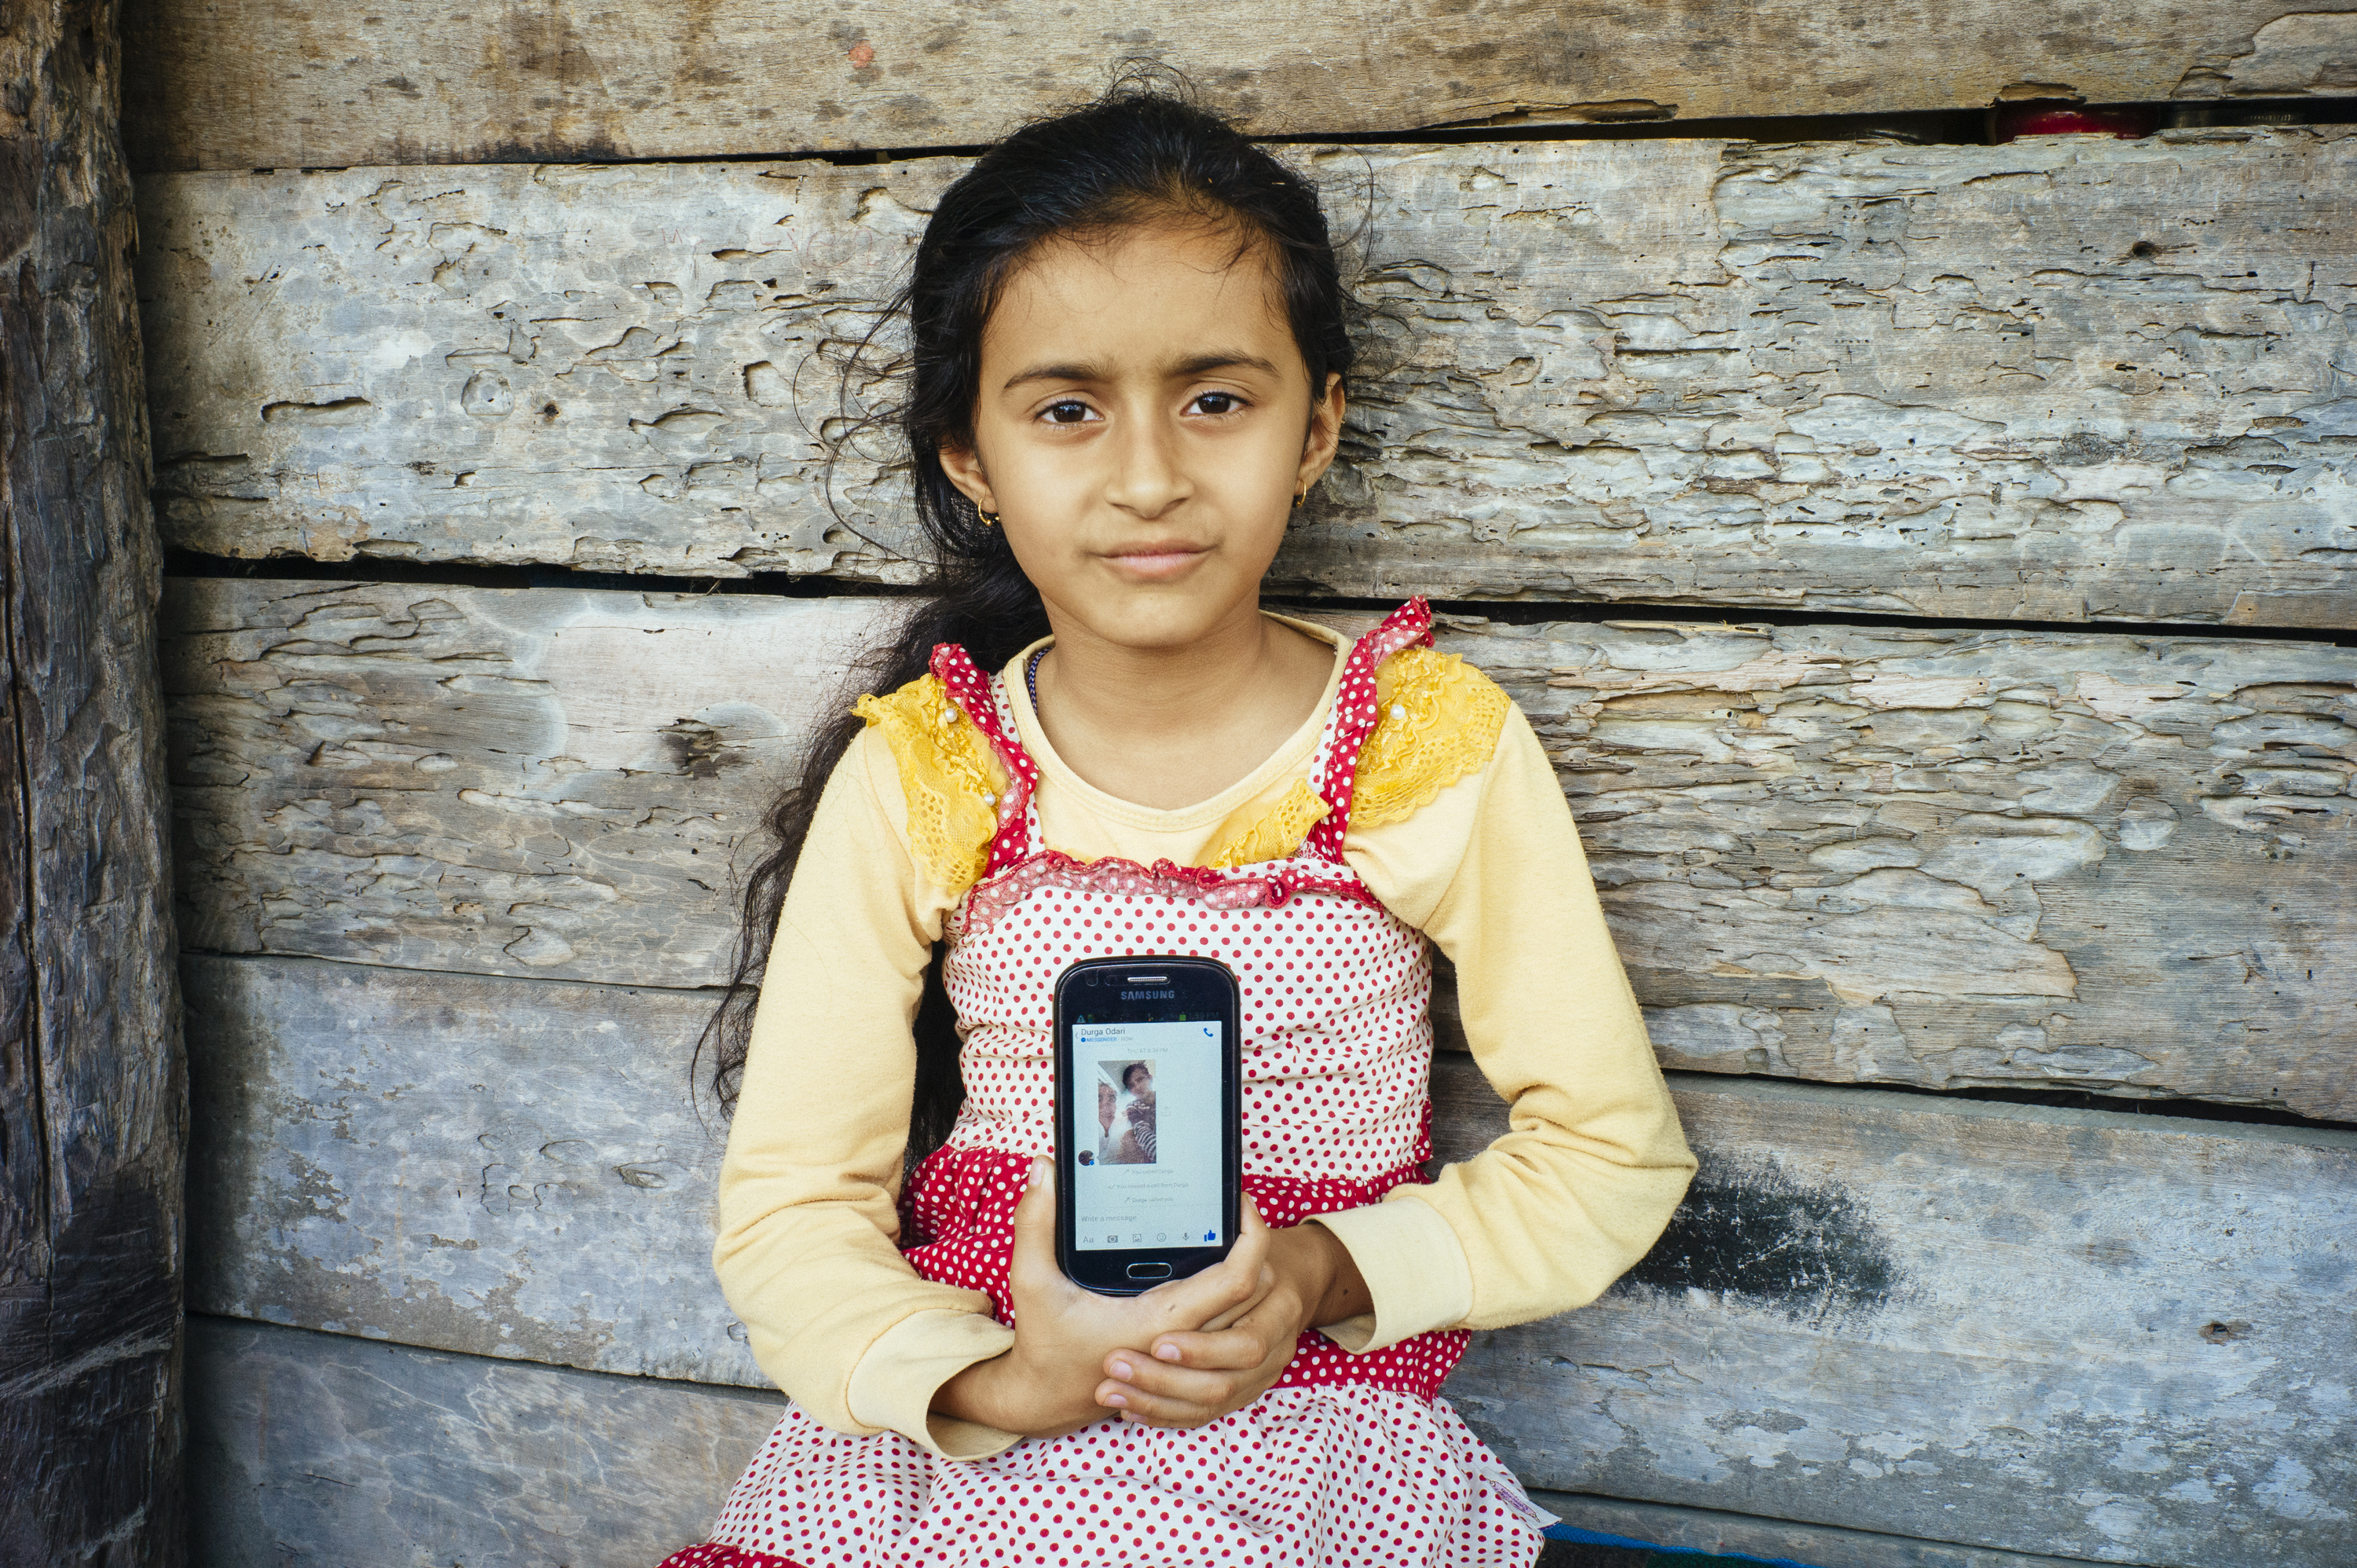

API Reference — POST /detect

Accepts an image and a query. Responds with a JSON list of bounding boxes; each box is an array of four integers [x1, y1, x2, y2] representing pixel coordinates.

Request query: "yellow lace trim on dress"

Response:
[[1207, 778, 1332, 869], [1351, 647, 1509, 830], [853, 675, 1008, 896]]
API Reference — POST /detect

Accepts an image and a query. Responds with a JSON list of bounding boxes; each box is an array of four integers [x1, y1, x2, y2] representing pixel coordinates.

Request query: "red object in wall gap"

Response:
[[1992, 103, 2158, 141]]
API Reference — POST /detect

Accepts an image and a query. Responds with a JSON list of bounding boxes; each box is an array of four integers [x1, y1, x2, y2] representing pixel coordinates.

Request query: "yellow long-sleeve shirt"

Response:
[[714, 614, 1695, 1461]]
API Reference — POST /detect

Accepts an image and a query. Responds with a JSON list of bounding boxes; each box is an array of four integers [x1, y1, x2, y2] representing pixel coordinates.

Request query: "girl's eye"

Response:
[[1040, 399, 1097, 425], [1191, 391, 1243, 416]]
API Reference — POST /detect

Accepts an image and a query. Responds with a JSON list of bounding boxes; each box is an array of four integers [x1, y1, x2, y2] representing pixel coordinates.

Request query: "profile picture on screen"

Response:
[[1094, 1059, 1157, 1165]]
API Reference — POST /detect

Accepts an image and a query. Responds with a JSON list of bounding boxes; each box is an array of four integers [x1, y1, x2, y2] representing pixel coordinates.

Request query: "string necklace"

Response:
[[1025, 646, 1047, 714]]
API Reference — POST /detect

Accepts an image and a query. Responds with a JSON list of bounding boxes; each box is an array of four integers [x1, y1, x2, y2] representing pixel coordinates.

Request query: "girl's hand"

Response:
[[1095, 1219, 1369, 1430], [932, 1160, 1276, 1439]]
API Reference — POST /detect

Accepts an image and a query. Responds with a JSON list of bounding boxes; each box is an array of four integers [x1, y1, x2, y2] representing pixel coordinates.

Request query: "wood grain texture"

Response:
[[135, 130, 2357, 627], [180, 1313, 2107, 1568], [163, 581, 884, 984], [1434, 1067, 2357, 1568], [165, 581, 2357, 1117], [0, 1, 186, 1562], [182, 956, 2357, 1567], [117, 0, 2357, 172], [183, 955, 764, 1387], [185, 1315, 783, 1568]]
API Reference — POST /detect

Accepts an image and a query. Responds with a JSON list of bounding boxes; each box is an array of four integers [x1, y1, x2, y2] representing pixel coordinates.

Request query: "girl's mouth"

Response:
[[1101, 543, 1209, 581]]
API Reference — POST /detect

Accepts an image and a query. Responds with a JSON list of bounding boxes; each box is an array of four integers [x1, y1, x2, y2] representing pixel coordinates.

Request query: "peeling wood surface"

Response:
[[180, 1315, 2110, 1568], [183, 955, 765, 1387], [1463, 612, 2357, 1119], [181, 957, 2357, 1567], [119, 0, 2357, 172], [186, 1316, 783, 1568], [136, 130, 2357, 627], [0, 0, 186, 1560], [1434, 1068, 2357, 1568], [166, 581, 2357, 1117], [165, 583, 883, 984]]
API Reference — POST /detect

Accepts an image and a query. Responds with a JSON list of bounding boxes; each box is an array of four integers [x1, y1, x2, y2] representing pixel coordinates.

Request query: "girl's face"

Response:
[[939, 219, 1343, 654]]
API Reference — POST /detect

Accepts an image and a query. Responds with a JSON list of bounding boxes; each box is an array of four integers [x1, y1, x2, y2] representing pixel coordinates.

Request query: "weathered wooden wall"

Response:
[[162, 581, 2357, 1120], [185, 1317, 788, 1568], [180, 1316, 2142, 1568], [2, 0, 185, 1563], [178, 955, 2357, 1567], [137, 130, 2357, 625], [128, 5, 2357, 1564], [119, 0, 2357, 170]]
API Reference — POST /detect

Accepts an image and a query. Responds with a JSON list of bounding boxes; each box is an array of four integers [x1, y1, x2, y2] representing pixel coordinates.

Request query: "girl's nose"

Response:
[[1102, 416, 1190, 520]]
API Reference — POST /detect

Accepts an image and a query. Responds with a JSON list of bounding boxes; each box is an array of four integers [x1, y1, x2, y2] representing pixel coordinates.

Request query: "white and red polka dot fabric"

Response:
[[663, 600, 1549, 1567]]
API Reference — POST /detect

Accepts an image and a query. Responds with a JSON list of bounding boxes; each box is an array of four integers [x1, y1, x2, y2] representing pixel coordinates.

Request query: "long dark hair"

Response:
[[701, 85, 1360, 1158]]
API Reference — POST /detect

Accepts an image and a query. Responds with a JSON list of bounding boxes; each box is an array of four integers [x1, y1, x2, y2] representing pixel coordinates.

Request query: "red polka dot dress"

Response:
[[662, 601, 1551, 1568]]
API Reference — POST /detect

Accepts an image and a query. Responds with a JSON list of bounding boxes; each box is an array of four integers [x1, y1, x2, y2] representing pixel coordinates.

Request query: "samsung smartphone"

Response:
[[1051, 955, 1243, 1295]]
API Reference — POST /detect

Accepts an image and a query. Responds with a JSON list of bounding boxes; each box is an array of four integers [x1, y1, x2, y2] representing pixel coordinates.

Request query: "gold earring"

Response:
[[1291, 492, 1306, 510], [978, 509, 1000, 528]]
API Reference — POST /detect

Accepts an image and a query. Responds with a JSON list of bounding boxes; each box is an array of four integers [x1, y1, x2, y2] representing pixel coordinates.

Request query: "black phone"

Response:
[[1051, 955, 1243, 1295]]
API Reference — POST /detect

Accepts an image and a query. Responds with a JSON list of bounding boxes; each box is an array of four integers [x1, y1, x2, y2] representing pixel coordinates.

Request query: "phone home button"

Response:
[[1125, 1262, 1173, 1281]]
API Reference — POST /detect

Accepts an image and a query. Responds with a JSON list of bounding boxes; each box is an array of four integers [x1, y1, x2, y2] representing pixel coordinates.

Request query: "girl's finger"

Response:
[[1223, 1196, 1270, 1274], [1198, 1263, 1276, 1333], [1121, 1327, 1269, 1375], [1101, 1355, 1238, 1407], [1154, 1197, 1272, 1328], [1094, 1378, 1219, 1429], [1009, 1159, 1056, 1254], [1138, 1251, 1259, 1332]]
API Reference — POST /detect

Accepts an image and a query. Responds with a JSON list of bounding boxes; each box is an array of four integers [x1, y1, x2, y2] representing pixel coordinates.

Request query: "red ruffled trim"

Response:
[[655, 1544, 807, 1568], [951, 848, 1381, 940], [929, 596, 1435, 880], [1304, 596, 1434, 862]]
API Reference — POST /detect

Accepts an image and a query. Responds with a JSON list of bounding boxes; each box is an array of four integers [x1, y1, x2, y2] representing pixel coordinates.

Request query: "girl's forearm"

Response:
[[934, 1350, 1029, 1432], [1271, 1219, 1371, 1330]]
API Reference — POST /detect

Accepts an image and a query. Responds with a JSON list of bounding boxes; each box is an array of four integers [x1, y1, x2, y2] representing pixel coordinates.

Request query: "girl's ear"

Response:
[[938, 441, 999, 516], [1294, 372, 1346, 496]]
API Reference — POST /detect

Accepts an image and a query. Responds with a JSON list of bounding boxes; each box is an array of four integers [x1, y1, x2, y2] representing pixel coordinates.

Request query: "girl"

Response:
[[661, 90, 1695, 1568]]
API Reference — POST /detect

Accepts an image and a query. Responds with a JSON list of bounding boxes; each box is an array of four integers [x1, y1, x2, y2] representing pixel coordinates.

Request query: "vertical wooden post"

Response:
[[0, 0, 185, 1562]]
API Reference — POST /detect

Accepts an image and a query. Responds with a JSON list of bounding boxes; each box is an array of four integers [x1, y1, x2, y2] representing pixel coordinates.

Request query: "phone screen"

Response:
[[1067, 1018, 1228, 1252]]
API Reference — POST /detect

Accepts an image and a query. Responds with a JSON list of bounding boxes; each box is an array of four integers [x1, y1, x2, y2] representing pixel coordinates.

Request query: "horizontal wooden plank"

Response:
[[185, 953, 2357, 1566], [165, 583, 881, 989], [166, 581, 2357, 1116], [1526, 1491, 2104, 1568], [1434, 1069, 2357, 1568], [135, 129, 2357, 627], [181, 1317, 2108, 1568], [186, 1316, 781, 1568], [183, 955, 766, 1386], [121, 0, 2357, 172]]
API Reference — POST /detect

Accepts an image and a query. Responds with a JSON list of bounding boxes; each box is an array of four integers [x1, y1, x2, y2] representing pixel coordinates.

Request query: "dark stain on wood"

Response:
[[662, 716, 748, 779], [1620, 1149, 1901, 1324]]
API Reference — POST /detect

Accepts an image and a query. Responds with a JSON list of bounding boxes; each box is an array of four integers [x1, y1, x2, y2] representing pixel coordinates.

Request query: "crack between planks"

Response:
[[1666, 1068, 2357, 1143], [161, 551, 2357, 647], [203, 97, 2357, 178]]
